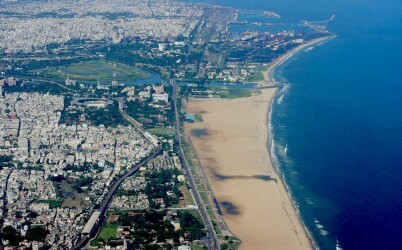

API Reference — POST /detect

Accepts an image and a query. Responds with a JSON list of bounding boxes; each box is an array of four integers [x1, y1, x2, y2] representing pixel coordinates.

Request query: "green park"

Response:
[[28, 60, 151, 84]]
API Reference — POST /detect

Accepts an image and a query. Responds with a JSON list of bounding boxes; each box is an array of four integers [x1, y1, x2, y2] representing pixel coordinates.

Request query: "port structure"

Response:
[[302, 15, 336, 33]]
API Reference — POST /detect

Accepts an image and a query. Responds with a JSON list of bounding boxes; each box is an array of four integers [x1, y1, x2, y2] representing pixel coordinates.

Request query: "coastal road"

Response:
[[184, 135, 235, 238], [171, 80, 220, 249]]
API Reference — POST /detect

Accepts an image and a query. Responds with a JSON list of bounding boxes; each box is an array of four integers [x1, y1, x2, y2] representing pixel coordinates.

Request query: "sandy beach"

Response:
[[183, 38, 336, 249], [185, 89, 312, 249]]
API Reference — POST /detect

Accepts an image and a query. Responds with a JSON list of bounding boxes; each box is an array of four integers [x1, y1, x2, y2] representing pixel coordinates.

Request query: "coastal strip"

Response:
[[184, 89, 312, 249], [264, 36, 336, 84], [183, 36, 335, 249]]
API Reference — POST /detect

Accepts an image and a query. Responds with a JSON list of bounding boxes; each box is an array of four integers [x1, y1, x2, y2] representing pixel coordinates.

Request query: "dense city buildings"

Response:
[[0, 0, 332, 249], [0, 0, 202, 53], [0, 92, 156, 248]]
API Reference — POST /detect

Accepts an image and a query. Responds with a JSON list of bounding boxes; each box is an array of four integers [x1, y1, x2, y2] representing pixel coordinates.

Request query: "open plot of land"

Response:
[[34, 199, 63, 208], [247, 71, 264, 82], [146, 127, 175, 136], [191, 245, 207, 250], [29, 60, 151, 84], [62, 196, 87, 209], [91, 222, 118, 246], [176, 185, 195, 207], [97, 223, 118, 240]]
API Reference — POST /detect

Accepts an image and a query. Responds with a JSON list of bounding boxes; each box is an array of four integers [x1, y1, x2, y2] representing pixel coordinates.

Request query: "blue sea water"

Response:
[[186, 0, 402, 249]]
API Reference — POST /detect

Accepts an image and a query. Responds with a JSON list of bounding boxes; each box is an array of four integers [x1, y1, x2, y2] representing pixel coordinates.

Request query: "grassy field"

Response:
[[146, 127, 174, 136], [191, 245, 207, 250], [91, 222, 118, 246], [247, 71, 265, 82], [98, 222, 118, 239], [219, 87, 252, 99], [247, 64, 269, 82], [34, 199, 63, 208], [28, 60, 150, 84], [199, 191, 210, 205], [179, 185, 194, 206]]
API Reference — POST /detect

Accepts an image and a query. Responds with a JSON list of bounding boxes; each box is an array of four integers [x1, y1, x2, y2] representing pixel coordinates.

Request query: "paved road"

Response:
[[184, 136, 235, 238], [171, 81, 220, 250], [0, 168, 13, 230], [71, 107, 161, 250], [116, 99, 147, 134], [70, 146, 161, 250], [72, 84, 219, 249]]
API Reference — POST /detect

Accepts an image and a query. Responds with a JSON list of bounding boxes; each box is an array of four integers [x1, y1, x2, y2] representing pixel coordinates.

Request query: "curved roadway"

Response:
[[71, 103, 161, 250], [71, 146, 161, 250]]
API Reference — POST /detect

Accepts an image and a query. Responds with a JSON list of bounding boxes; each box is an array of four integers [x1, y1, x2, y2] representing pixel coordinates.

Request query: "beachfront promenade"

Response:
[[172, 81, 220, 249]]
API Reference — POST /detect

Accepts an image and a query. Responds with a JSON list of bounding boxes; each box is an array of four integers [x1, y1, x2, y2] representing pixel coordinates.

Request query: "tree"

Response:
[[26, 226, 49, 242], [2, 226, 22, 246], [27, 210, 39, 218], [221, 243, 230, 250]]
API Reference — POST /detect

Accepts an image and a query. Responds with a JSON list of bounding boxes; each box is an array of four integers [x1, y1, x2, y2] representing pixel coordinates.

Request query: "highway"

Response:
[[116, 98, 146, 134], [0, 168, 13, 231], [171, 80, 220, 249], [71, 105, 162, 250], [70, 146, 161, 250]]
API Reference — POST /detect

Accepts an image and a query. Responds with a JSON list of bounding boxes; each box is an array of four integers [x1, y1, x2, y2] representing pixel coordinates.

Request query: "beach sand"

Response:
[[183, 37, 336, 249], [184, 89, 312, 249]]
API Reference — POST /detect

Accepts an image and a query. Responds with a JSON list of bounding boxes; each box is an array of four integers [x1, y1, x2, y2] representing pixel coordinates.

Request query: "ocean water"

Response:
[[186, 0, 402, 249], [270, 1, 402, 249]]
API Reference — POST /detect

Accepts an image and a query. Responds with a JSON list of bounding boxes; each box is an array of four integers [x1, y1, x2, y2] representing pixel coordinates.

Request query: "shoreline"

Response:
[[264, 35, 336, 249], [185, 89, 312, 249], [254, 35, 336, 86], [267, 88, 318, 249], [184, 36, 334, 249]]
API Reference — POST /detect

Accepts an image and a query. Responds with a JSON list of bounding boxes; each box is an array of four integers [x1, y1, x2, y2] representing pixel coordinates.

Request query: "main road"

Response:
[[171, 80, 220, 249], [72, 85, 219, 249], [0, 168, 13, 231], [71, 145, 161, 250], [71, 105, 161, 250]]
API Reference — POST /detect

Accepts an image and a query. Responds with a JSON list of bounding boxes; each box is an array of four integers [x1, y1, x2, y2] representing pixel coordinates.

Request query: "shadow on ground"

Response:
[[190, 128, 209, 138], [211, 169, 277, 183], [220, 201, 240, 215]]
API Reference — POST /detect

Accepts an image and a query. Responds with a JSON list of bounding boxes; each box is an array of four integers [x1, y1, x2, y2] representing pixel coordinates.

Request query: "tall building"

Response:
[[6, 77, 17, 86], [111, 62, 118, 88], [32, 241, 39, 250], [65, 76, 76, 86], [152, 83, 164, 94]]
